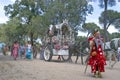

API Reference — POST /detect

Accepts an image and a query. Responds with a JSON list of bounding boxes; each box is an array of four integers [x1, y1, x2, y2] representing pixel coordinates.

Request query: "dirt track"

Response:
[[0, 55, 120, 80]]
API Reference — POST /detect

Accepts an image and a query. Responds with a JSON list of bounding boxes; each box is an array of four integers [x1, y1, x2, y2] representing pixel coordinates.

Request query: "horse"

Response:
[[104, 38, 120, 68], [68, 40, 89, 64]]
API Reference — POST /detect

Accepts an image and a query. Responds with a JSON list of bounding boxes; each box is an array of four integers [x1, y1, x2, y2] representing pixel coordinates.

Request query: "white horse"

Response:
[[104, 38, 120, 68]]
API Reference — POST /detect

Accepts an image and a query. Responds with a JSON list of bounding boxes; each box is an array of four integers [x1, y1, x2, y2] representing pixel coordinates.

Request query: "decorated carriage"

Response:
[[43, 20, 75, 61]]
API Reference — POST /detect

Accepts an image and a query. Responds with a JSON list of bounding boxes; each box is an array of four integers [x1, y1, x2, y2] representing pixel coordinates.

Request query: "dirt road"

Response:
[[0, 55, 120, 80]]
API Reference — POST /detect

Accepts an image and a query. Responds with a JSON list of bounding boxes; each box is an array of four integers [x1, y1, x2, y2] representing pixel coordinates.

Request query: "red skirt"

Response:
[[88, 51, 106, 73]]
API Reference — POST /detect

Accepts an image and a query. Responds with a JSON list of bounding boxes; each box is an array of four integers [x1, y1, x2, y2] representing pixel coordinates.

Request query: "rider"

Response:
[[88, 29, 106, 78]]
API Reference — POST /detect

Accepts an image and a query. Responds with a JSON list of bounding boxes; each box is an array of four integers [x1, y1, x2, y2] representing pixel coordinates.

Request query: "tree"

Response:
[[30, 16, 49, 40], [110, 32, 120, 39], [112, 19, 120, 31], [4, 0, 45, 45], [99, 10, 120, 30], [88, 0, 117, 42], [82, 23, 100, 37], [0, 18, 24, 45], [44, 0, 93, 32], [4, 0, 93, 45]]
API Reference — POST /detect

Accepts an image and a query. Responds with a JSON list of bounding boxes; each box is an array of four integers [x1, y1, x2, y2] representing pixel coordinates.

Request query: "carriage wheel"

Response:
[[44, 46, 53, 61]]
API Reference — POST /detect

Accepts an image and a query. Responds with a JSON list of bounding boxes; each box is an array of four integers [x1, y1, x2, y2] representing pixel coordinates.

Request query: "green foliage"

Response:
[[110, 32, 120, 39], [88, 0, 118, 42], [82, 23, 100, 31], [113, 19, 120, 31], [30, 16, 48, 39], [0, 18, 24, 45], [4, 0, 47, 45], [3, 0, 93, 45], [44, 0, 93, 31], [76, 36, 87, 42], [99, 10, 120, 29], [98, 0, 116, 8], [82, 23, 100, 36]]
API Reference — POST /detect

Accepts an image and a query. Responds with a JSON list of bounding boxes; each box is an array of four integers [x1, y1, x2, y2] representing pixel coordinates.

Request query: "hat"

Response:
[[92, 28, 99, 35]]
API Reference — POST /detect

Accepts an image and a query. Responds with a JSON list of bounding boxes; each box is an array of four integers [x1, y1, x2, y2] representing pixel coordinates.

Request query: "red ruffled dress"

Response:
[[88, 37, 106, 73]]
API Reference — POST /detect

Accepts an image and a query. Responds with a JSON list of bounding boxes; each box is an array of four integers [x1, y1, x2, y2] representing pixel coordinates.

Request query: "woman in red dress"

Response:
[[88, 29, 106, 78], [12, 41, 19, 60]]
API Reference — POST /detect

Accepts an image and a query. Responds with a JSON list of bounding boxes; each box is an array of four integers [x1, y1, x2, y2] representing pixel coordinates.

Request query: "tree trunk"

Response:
[[30, 32, 34, 46], [104, 0, 109, 42]]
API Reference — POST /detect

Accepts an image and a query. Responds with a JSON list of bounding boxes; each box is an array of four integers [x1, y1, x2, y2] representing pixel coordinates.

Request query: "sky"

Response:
[[0, 0, 15, 23], [0, 0, 120, 36]]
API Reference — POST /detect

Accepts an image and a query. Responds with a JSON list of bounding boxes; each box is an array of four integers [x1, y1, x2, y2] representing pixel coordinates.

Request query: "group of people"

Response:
[[11, 41, 33, 60]]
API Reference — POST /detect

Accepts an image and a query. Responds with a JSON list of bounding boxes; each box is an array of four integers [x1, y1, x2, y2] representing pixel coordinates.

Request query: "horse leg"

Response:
[[111, 52, 117, 68], [85, 55, 89, 64], [68, 50, 73, 63], [58, 55, 61, 61], [80, 54, 84, 65], [34, 50, 37, 59], [75, 53, 79, 64], [118, 55, 120, 61], [68, 53, 73, 63], [69, 58, 73, 63], [108, 51, 112, 68]]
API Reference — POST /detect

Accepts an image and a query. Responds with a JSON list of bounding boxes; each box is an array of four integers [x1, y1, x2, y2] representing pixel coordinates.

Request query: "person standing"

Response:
[[88, 29, 106, 78], [40, 45, 44, 60], [25, 41, 33, 59], [19, 44, 25, 59], [3, 45, 8, 56], [11, 41, 19, 60]]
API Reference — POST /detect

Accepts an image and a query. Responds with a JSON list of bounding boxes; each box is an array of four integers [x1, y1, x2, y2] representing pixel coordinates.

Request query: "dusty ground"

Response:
[[0, 54, 120, 80]]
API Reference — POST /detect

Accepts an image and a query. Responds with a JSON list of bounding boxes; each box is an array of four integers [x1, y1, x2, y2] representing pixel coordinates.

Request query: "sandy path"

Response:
[[0, 55, 120, 80]]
